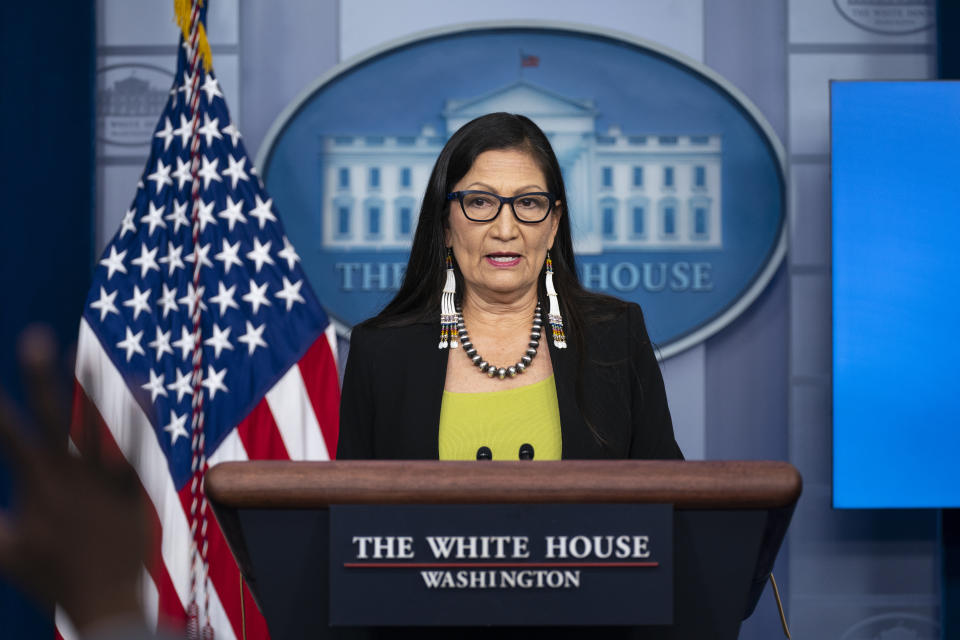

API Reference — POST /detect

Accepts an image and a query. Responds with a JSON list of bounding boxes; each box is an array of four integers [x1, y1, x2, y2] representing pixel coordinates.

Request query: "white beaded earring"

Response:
[[545, 251, 567, 348], [439, 248, 458, 349]]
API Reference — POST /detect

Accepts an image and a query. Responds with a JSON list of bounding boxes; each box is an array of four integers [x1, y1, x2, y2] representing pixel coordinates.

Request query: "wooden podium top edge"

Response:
[[205, 460, 802, 510]]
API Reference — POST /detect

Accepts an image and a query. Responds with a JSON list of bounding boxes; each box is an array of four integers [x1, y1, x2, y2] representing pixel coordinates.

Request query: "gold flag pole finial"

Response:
[[173, 0, 213, 72]]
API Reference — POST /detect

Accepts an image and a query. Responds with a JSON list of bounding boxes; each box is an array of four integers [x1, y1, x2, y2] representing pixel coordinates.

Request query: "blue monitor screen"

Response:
[[832, 81, 960, 508]]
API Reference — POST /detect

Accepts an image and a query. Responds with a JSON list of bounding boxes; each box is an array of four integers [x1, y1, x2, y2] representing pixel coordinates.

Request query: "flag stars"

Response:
[[185, 242, 213, 270], [155, 117, 175, 151], [278, 236, 301, 271], [214, 238, 243, 274], [249, 195, 277, 229], [173, 114, 195, 148], [123, 285, 152, 320], [131, 242, 160, 278], [195, 198, 217, 233], [162, 410, 189, 445], [165, 200, 190, 233], [172, 327, 195, 361], [166, 367, 193, 402], [140, 202, 167, 236], [237, 321, 268, 355], [221, 155, 249, 189], [146, 159, 173, 193], [119, 208, 137, 239], [197, 113, 223, 148], [158, 241, 185, 277], [209, 282, 239, 316], [158, 283, 179, 318], [148, 326, 173, 361], [142, 369, 167, 402], [99, 246, 128, 280], [242, 279, 271, 314], [221, 122, 241, 147], [204, 323, 234, 359], [89, 286, 119, 321], [197, 156, 222, 189], [178, 283, 207, 315], [200, 74, 223, 103], [276, 277, 305, 311], [217, 196, 246, 231], [171, 157, 192, 191], [201, 365, 229, 399], [179, 70, 196, 104], [116, 327, 145, 362], [246, 238, 275, 273]]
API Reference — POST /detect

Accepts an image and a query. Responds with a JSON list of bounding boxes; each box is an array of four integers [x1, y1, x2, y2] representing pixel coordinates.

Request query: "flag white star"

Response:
[[217, 196, 246, 231], [155, 117, 174, 151], [275, 276, 305, 311], [200, 74, 223, 103], [116, 327, 145, 362], [166, 367, 193, 402], [195, 198, 217, 232], [165, 200, 190, 233], [197, 113, 222, 148], [172, 327, 195, 360], [277, 236, 301, 271], [237, 320, 268, 355], [184, 242, 213, 270], [178, 283, 207, 315], [140, 202, 167, 236], [249, 195, 277, 229], [158, 241, 185, 277], [242, 279, 271, 314], [209, 282, 239, 316], [163, 410, 189, 445], [204, 323, 234, 359], [131, 242, 160, 278], [158, 282, 179, 318], [148, 326, 173, 362], [123, 285, 152, 320], [142, 369, 167, 402], [197, 156, 222, 189], [246, 237, 275, 273], [173, 113, 194, 147], [171, 157, 192, 191], [221, 122, 241, 147], [201, 365, 228, 399], [214, 238, 243, 274], [221, 155, 249, 189], [89, 286, 119, 321], [99, 246, 128, 280], [119, 208, 137, 239], [179, 70, 196, 104], [146, 159, 173, 193]]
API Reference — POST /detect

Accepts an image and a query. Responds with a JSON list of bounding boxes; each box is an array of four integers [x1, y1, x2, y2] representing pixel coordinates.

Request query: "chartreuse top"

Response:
[[438, 375, 562, 461]]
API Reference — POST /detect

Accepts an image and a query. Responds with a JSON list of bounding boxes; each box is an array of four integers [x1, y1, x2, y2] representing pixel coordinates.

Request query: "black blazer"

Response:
[[337, 301, 683, 460]]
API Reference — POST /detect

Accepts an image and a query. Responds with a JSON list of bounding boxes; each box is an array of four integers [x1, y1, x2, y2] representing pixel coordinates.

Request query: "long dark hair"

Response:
[[368, 113, 625, 444]]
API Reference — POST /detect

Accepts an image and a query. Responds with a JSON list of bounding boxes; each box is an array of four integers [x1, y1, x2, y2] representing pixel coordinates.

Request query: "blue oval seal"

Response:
[[258, 22, 786, 358]]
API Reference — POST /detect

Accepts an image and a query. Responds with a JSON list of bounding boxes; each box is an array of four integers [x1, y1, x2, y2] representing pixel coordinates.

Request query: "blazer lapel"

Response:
[[407, 321, 448, 459], [548, 337, 591, 459]]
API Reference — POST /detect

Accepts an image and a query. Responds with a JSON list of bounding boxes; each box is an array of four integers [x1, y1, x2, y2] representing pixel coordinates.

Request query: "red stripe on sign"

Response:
[[299, 334, 340, 457], [176, 482, 271, 640], [237, 397, 290, 460], [70, 384, 188, 630]]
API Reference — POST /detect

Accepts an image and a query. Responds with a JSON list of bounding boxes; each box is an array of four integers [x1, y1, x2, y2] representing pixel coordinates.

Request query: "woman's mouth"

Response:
[[485, 253, 522, 267]]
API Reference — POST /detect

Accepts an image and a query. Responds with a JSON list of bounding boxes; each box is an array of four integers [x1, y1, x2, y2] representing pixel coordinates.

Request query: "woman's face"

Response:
[[445, 148, 561, 305]]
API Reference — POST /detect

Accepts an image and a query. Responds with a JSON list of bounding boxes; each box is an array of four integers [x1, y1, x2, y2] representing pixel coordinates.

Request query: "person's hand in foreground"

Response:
[[0, 325, 150, 636]]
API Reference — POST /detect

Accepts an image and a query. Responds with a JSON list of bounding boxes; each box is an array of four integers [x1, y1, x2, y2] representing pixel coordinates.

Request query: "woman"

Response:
[[337, 113, 682, 461]]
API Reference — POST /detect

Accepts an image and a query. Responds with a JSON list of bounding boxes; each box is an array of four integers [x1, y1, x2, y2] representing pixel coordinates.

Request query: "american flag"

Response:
[[65, 4, 339, 638]]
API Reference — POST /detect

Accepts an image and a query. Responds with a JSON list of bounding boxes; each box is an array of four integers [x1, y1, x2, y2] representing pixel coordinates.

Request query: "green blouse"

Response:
[[438, 375, 562, 461]]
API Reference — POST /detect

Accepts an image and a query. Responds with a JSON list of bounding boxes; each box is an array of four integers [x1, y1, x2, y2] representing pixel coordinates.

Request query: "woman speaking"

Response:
[[337, 113, 682, 461]]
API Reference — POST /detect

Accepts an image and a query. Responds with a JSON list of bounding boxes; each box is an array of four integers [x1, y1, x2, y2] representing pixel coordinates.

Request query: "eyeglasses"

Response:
[[447, 190, 557, 223]]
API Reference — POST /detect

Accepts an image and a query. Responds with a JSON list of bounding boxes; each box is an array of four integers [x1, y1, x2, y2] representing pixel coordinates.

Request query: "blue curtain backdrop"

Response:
[[0, 1, 95, 636]]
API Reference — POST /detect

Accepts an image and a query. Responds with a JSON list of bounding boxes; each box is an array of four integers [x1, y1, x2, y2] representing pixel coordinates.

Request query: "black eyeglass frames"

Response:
[[446, 190, 557, 223]]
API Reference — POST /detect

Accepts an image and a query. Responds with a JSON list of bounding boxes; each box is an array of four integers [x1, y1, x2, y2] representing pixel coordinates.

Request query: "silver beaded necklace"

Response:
[[457, 304, 543, 380]]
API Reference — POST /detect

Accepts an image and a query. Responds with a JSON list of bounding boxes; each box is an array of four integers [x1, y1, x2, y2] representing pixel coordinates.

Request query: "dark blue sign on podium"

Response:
[[329, 503, 673, 626]]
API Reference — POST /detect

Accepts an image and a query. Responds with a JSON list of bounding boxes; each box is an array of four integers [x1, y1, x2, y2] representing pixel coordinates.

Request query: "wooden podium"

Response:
[[207, 460, 801, 639]]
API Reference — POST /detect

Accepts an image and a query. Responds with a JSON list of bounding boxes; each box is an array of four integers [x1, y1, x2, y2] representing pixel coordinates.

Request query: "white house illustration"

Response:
[[320, 81, 722, 254]]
